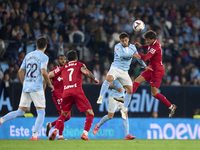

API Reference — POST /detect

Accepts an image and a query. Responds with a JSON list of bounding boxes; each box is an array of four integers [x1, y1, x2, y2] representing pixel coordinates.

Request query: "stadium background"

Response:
[[0, 0, 200, 140]]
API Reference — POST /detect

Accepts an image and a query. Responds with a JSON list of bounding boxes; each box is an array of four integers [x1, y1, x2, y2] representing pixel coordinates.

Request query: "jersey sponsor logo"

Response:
[[57, 77, 63, 81], [149, 48, 156, 54], [64, 83, 77, 90], [116, 48, 119, 50], [55, 68, 60, 73]]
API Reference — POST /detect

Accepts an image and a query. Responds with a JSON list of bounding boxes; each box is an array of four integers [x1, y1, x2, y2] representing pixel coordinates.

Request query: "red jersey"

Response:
[[53, 61, 85, 98], [140, 40, 164, 71], [50, 66, 63, 97]]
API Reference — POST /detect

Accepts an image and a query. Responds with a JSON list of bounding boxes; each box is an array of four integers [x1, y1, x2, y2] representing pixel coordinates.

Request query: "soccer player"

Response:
[[93, 79, 136, 140], [48, 50, 99, 141], [97, 32, 152, 118], [133, 30, 177, 117], [45, 55, 71, 140], [0, 37, 54, 140]]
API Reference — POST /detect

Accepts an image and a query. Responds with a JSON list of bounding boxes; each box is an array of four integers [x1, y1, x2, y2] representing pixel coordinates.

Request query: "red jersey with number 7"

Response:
[[140, 40, 164, 71], [53, 61, 85, 98]]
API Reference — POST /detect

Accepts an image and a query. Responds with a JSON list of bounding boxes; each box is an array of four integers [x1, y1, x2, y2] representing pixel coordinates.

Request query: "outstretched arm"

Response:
[[138, 52, 154, 61], [81, 66, 99, 84]]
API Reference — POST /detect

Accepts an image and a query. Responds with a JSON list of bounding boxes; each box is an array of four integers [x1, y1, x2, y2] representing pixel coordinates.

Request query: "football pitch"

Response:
[[0, 139, 199, 150]]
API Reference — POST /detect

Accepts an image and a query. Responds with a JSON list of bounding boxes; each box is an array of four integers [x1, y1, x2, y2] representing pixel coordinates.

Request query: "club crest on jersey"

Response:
[[44, 63, 47, 66], [149, 48, 156, 54], [57, 77, 63, 81]]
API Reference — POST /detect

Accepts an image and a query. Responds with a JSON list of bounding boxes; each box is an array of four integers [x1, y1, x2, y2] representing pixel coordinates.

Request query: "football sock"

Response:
[[2, 109, 25, 122], [59, 123, 64, 136], [34, 109, 45, 133], [97, 115, 109, 128], [55, 115, 66, 130], [32, 132, 38, 138], [83, 130, 88, 136], [123, 117, 129, 136], [84, 114, 94, 132], [99, 80, 110, 96], [124, 93, 132, 108], [154, 93, 172, 108], [132, 82, 140, 93]]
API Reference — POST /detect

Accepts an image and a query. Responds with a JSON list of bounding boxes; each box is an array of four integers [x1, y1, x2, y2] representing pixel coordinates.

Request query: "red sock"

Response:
[[154, 93, 171, 107], [59, 123, 64, 136], [55, 115, 66, 130], [84, 114, 94, 132], [133, 82, 139, 93]]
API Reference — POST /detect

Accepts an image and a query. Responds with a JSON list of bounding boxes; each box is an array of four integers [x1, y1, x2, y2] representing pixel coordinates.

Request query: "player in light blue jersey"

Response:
[[0, 37, 54, 141], [93, 79, 135, 140], [97, 32, 152, 119]]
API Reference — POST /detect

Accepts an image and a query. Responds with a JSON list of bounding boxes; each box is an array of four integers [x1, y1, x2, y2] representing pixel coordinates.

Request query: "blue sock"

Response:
[[3, 109, 25, 122], [124, 93, 132, 108], [97, 115, 109, 128], [99, 80, 110, 96], [123, 117, 129, 136], [34, 109, 45, 133]]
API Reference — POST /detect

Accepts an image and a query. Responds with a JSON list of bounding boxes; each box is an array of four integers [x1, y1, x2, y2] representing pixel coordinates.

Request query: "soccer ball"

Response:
[[133, 20, 145, 32]]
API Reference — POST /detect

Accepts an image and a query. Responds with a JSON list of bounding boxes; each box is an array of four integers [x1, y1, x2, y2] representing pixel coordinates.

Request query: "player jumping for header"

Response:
[[96, 32, 152, 118], [133, 30, 177, 117]]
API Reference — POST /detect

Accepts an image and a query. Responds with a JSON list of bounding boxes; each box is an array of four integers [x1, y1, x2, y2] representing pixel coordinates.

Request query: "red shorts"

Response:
[[61, 92, 92, 113], [52, 93, 72, 120], [141, 69, 165, 89]]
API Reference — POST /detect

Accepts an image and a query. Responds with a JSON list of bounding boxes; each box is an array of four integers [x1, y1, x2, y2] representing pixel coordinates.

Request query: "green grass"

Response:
[[0, 139, 199, 150]]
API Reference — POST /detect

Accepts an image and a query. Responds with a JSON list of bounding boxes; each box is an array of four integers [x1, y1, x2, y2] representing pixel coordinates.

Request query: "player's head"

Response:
[[36, 37, 47, 51], [119, 32, 129, 47], [143, 30, 156, 46], [67, 50, 78, 62], [57, 55, 66, 67]]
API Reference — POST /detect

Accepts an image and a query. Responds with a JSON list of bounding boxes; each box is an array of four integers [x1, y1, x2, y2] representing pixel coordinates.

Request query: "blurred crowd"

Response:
[[0, 0, 200, 86]]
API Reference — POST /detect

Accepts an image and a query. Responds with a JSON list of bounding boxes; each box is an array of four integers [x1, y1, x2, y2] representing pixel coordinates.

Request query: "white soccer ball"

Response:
[[133, 20, 145, 32]]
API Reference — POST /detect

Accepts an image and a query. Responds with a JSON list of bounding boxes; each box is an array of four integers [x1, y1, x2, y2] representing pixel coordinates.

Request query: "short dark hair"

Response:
[[57, 54, 65, 59], [36, 37, 47, 49], [119, 32, 129, 39], [67, 50, 77, 61], [143, 30, 156, 39]]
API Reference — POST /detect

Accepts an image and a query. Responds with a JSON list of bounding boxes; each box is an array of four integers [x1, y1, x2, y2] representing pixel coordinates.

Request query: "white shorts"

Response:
[[107, 66, 132, 86], [19, 90, 46, 108], [108, 97, 123, 113]]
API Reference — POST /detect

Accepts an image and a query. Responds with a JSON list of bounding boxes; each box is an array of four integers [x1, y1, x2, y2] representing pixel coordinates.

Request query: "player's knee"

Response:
[[108, 115, 113, 119], [151, 91, 157, 97]]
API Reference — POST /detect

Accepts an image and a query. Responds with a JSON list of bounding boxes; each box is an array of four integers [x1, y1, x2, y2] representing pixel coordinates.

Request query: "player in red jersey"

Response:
[[48, 50, 99, 141], [133, 30, 177, 117], [45, 55, 71, 140]]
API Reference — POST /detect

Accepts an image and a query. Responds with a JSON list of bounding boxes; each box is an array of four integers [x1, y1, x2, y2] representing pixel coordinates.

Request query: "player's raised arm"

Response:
[[80, 65, 99, 84]]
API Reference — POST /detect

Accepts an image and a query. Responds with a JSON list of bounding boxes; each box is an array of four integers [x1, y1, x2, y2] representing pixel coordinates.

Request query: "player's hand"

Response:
[[144, 66, 153, 71], [94, 78, 99, 85], [133, 53, 141, 59], [135, 42, 142, 48], [49, 84, 54, 92], [117, 88, 123, 93]]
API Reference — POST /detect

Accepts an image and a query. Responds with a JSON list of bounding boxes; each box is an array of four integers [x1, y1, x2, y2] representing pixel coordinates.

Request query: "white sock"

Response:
[[32, 132, 38, 138], [169, 105, 173, 109], [83, 130, 88, 136], [58, 135, 63, 138], [0, 118, 5, 124]]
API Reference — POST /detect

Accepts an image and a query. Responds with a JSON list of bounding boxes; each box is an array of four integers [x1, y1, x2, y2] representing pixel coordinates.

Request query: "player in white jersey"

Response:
[[97, 32, 152, 119], [93, 79, 136, 140], [0, 37, 54, 141]]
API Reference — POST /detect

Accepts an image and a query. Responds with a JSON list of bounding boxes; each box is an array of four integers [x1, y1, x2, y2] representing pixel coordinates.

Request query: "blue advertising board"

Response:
[[0, 117, 200, 139]]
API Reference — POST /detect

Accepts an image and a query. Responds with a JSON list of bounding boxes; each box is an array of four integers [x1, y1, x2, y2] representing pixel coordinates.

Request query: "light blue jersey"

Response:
[[109, 79, 124, 98], [20, 50, 49, 92], [111, 43, 146, 71]]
